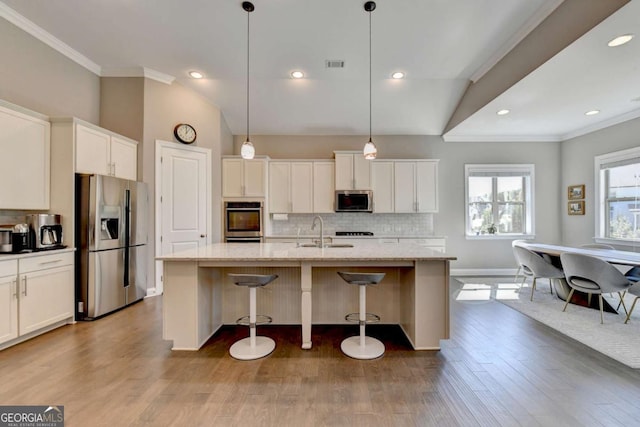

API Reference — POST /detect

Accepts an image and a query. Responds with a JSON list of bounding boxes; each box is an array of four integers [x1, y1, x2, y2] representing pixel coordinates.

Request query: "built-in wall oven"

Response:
[[224, 201, 263, 243]]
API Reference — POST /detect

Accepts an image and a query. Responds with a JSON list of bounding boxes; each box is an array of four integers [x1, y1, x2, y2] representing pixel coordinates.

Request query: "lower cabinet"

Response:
[[0, 252, 74, 348]]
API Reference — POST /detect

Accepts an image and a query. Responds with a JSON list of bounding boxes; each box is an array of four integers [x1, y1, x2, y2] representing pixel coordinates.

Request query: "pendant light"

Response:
[[362, 1, 377, 160], [240, 1, 255, 160]]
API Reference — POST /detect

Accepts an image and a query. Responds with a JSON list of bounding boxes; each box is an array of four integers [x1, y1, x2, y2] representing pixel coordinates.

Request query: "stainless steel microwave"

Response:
[[335, 190, 373, 212]]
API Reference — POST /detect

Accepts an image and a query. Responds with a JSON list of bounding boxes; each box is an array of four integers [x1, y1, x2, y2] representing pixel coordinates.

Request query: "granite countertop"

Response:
[[158, 242, 455, 262], [0, 247, 75, 261]]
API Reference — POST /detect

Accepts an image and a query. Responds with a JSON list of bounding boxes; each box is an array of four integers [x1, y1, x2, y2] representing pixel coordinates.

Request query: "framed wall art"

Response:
[[568, 200, 585, 215], [568, 184, 585, 200]]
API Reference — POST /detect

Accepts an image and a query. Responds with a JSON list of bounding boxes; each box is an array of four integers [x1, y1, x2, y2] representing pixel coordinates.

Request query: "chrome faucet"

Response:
[[311, 215, 324, 248]]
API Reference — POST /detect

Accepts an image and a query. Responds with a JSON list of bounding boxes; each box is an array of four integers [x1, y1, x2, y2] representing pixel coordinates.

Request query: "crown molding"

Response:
[[469, 0, 564, 83], [561, 108, 640, 141], [101, 67, 175, 84], [442, 133, 562, 143], [0, 2, 101, 75]]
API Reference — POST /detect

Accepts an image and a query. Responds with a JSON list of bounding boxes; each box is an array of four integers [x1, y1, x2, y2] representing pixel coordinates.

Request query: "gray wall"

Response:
[[561, 117, 640, 247], [233, 135, 563, 270], [0, 18, 100, 123]]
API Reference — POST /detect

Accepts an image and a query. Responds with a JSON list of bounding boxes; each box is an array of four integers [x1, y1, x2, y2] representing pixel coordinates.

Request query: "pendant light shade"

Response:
[[363, 1, 377, 160], [241, 1, 255, 159]]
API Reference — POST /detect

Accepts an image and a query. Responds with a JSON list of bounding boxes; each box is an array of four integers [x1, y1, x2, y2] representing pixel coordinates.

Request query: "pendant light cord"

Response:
[[246, 9, 250, 142], [368, 9, 372, 141]]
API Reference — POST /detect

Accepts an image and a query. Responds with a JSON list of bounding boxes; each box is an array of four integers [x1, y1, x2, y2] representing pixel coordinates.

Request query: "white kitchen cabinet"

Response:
[[268, 161, 313, 213], [394, 160, 439, 213], [334, 151, 371, 190], [0, 260, 18, 345], [0, 251, 74, 349], [0, 102, 50, 210], [75, 123, 137, 180], [222, 157, 267, 198], [401, 238, 446, 253], [18, 252, 74, 335], [313, 161, 335, 213], [371, 161, 394, 213]]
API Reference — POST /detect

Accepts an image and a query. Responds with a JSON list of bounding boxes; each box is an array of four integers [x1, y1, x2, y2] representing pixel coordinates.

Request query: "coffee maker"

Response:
[[27, 214, 64, 250]]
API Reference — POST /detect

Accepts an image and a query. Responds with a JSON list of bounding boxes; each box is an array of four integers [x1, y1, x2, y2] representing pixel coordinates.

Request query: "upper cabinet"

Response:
[[222, 157, 267, 198], [394, 160, 439, 213], [75, 123, 137, 180], [370, 159, 439, 213], [268, 161, 334, 214], [0, 102, 50, 210], [334, 151, 371, 190]]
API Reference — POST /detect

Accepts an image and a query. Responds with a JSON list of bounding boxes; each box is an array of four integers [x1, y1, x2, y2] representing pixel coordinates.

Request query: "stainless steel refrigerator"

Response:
[[75, 174, 148, 319]]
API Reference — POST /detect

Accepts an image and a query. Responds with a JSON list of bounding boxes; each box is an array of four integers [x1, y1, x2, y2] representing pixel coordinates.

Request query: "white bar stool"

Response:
[[228, 273, 278, 360], [337, 272, 385, 359]]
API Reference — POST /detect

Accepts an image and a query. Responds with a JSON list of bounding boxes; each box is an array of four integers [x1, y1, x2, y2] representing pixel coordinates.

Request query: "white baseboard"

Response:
[[451, 268, 517, 277], [145, 288, 160, 298]]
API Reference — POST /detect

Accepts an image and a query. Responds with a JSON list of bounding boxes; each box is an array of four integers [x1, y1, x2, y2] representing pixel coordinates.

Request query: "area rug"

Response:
[[454, 277, 640, 369]]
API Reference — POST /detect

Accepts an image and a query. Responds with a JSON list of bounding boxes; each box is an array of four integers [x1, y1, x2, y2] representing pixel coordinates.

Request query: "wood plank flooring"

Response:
[[2, 279, 640, 426]]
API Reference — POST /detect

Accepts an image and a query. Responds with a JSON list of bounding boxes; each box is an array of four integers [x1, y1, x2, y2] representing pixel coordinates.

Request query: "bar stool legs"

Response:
[[228, 274, 277, 361], [338, 272, 385, 360]]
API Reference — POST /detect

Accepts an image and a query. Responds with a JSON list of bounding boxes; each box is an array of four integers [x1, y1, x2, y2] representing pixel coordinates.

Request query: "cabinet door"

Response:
[[243, 159, 266, 197], [335, 154, 354, 190], [394, 162, 417, 212], [18, 265, 73, 335], [0, 275, 18, 345], [371, 161, 394, 213], [269, 162, 291, 213], [416, 161, 438, 212], [353, 154, 371, 189], [0, 106, 50, 209], [291, 162, 313, 213], [76, 124, 110, 175], [222, 158, 244, 197], [110, 136, 137, 180], [313, 162, 335, 213]]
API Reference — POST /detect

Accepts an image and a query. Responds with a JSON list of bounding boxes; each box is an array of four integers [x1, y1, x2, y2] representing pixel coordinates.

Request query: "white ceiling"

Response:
[[1, 0, 639, 140]]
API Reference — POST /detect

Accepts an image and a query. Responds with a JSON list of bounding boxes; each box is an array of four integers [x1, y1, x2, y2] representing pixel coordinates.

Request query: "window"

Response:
[[465, 164, 534, 238], [595, 147, 640, 243]]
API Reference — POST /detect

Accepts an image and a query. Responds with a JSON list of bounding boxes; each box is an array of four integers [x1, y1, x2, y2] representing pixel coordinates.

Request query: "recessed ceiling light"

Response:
[[391, 72, 405, 79], [496, 109, 510, 116], [608, 34, 634, 47], [189, 71, 204, 79], [290, 71, 304, 79], [585, 110, 600, 116]]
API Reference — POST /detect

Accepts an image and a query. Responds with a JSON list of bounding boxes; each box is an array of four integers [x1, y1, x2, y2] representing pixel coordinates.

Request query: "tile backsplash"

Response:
[[268, 212, 434, 237]]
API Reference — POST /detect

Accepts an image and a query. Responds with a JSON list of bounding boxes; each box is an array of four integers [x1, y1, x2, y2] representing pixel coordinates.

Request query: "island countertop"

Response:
[[157, 241, 456, 262]]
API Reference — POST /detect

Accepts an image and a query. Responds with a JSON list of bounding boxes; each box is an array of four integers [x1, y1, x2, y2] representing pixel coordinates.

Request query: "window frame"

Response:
[[464, 164, 535, 240], [594, 146, 640, 247]]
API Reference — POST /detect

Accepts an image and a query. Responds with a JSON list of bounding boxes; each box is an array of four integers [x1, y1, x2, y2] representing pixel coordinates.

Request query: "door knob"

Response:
[[200, 234, 206, 238]]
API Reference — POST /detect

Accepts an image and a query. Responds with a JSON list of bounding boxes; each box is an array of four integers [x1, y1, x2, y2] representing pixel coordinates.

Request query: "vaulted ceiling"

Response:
[[1, 0, 638, 141]]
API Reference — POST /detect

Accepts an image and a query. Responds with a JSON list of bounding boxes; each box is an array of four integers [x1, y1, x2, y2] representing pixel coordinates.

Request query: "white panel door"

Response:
[[159, 144, 210, 293]]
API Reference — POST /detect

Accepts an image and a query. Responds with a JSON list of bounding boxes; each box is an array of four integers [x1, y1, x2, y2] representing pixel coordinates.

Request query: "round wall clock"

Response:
[[174, 123, 197, 144]]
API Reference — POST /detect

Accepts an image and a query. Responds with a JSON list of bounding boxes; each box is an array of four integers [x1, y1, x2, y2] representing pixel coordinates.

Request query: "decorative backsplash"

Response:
[[268, 212, 434, 237]]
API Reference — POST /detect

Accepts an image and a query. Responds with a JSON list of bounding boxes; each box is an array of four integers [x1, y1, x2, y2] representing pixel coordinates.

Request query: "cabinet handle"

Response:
[[22, 277, 27, 297], [12, 279, 18, 299], [39, 259, 63, 265], [112, 163, 117, 176]]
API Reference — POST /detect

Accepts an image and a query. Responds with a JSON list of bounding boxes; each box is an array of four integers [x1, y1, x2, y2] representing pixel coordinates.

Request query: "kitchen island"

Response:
[[158, 242, 456, 351]]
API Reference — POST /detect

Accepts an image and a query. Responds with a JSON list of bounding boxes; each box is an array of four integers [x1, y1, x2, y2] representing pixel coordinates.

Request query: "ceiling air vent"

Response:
[[326, 60, 345, 69]]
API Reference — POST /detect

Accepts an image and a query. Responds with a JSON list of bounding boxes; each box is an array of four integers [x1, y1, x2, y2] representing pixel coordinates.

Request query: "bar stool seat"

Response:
[[228, 273, 278, 360], [338, 272, 385, 359]]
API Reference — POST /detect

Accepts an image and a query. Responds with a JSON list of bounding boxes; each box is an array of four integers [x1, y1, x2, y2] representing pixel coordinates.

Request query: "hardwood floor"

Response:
[[2, 279, 640, 426]]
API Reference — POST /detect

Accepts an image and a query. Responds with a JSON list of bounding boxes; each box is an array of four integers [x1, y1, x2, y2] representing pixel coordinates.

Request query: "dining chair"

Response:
[[511, 240, 526, 283], [559, 253, 632, 324], [513, 245, 564, 301]]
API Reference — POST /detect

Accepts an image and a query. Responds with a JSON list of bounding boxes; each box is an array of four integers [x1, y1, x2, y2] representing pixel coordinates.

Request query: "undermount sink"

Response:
[[297, 243, 354, 248]]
